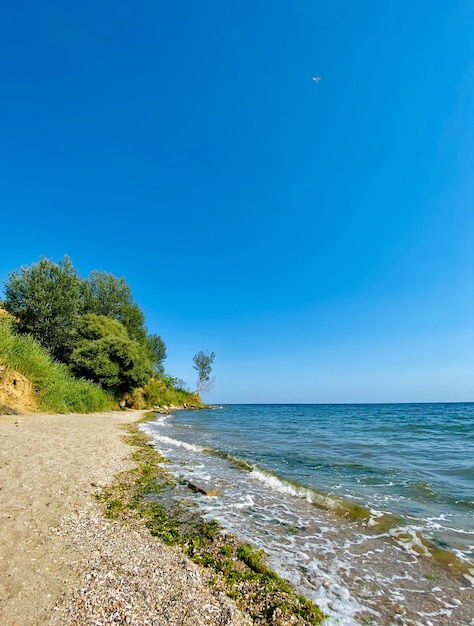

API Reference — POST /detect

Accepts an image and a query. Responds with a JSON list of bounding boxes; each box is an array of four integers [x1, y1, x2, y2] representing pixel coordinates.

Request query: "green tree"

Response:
[[82, 271, 147, 342], [193, 350, 215, 395], [69, 314, 153, 393], [3, 256, 83, 361], [145, 333, 167, 374]]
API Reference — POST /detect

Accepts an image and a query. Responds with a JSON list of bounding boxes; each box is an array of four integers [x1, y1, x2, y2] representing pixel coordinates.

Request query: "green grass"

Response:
[[0, 316, 113, 413], [98, 414, 326, 625], [143, 377, 203, 408]]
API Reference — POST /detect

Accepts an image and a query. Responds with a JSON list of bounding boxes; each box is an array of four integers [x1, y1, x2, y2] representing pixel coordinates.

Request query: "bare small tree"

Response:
[[193, 350, 215, 395]]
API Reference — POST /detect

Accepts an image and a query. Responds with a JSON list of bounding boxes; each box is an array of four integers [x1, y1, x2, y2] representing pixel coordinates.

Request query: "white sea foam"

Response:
[[148, 414, 171, 426], [366, 507, 385, 527], [250, 468, 337, 510], [389, 527, 432, 557], [464, 573, 474, 586], [152, 434, 204, 452], [251, 468, 302, 495], [230, 494, 255, 509]]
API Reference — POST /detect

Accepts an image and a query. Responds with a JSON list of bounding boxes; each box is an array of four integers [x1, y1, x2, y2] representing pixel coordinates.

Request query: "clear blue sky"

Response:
[[1, 1, 473, 403]]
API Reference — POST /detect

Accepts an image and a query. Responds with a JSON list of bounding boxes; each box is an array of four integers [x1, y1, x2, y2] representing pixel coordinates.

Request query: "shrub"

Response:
[[70, 314, 154, 394]]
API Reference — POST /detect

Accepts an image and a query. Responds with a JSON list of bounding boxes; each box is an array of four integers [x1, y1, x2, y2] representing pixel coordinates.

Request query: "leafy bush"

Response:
[[70, 314, 154, 394], [74, 313, 128, 341]]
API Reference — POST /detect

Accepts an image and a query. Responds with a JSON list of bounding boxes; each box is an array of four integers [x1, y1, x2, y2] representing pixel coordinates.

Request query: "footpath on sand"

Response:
[[0, 410, 249, 626]]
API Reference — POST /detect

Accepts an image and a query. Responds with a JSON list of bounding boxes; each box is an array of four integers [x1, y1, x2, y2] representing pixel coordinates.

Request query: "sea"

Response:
[[140, 403, 474, 625]]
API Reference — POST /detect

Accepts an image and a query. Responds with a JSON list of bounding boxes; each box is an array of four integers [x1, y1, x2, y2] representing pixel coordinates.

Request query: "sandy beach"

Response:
[[0, 410, 249, 626]]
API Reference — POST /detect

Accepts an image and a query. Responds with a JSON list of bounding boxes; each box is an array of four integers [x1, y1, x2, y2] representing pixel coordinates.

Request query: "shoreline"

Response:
[[0, 409, 323, 625], [141, 406, 474, 625], [3, 407, 473, 624], [0, 410, 251, 625]]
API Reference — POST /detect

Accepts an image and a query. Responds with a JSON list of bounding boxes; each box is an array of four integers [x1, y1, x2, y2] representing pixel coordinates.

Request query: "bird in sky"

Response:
[[312, 76, 322, 82]]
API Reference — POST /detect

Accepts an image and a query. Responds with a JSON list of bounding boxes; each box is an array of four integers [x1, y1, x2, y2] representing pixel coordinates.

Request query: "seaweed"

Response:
[[97, 414, 326, 625]]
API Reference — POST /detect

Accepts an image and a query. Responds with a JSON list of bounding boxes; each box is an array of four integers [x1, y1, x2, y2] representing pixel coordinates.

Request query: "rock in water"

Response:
[[188, 480, 219, 497]]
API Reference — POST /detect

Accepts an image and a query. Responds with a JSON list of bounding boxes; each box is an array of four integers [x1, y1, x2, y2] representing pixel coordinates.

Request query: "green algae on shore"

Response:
[[97, 412, 326, 626]]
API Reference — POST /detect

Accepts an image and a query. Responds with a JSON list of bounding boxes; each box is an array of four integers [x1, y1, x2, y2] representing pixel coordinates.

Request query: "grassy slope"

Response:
[[0, 314, 113, 414]]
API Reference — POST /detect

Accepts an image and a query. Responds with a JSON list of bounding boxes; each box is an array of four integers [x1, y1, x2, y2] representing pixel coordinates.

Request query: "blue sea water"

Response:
[[141, 403, 474, 625]]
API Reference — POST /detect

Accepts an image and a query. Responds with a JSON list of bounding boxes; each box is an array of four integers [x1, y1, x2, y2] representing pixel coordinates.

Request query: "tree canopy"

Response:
[[145, 333, 167, 374], [3, 256, 82, 361], [82, 270, 147, 342]]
